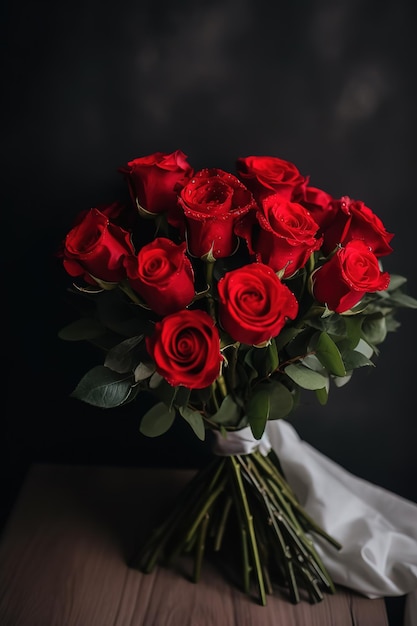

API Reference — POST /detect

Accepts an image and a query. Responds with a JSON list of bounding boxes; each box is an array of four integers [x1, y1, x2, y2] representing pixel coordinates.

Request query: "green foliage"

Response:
[[285, 363, 328, 390], [139, 402, 176, 437], [71, 365, 137, 408], [58, 318, 106, 341], [314, 332, 346, 377], [178, 406, 206, 440], [211, 395, 241, 426], [60, 255, 416, 442], [247, 389, 270, 440]]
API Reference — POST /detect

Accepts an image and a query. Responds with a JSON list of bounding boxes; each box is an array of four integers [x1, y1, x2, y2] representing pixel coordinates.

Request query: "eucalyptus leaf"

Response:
[[385, 316, 401, 332], [256, 381, 294, 420], [149, 371, 164, 389], [285, 363, 328, 390], [266, 339, 279, 374], [104, 335, 144, 373], [362, 316, 387, 346], [333, 373, 353, 387], [353, 338, 374, 358], [388, 291, 417, 309], [58, 318, 106, 341], [172, 386, 192, 409], [342, 316, 363, 350], [342, 349, 375, 370], [315, 386, 328, 405], [71, 365, 135, 408], [151, 377, 178, 407], [140, 402, 176, 437], [306, 314, 347, 337], [247, 390, 270, 439], [301, 354, 326, 373], [314, 332, 346, 377], [275, 326, 304, 351], [211, 395, 241, 425], [134, 361, 156, 381], [178, 406, 206, 440], [243, 349, 260, 384]]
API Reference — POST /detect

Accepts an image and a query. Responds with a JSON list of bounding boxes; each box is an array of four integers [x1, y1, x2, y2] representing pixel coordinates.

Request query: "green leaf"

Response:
[[305, 314, 347, 338], [211, 395, 241, 425], [362, 316, 387, 346], [314, 332, 346, 377], [139, 402, 176, 437], [386, 274, 408, 290], [275, 326, 305, 351], [243, 349, 260, 384], [247, 340, 278, 378], [58, 318, 106, 341], [266, 339, 279, 373], [71, 365, 135, 407], [247, 390, 270, 439], [172, 386, 191, 409], [388, 290, 417, 309], [256, 381, 294, 420], [315, 386, 328, 405], [285, 363, 328, 390], [96, 289, 154, 336], [342, 316, 363, 350], [134, 361, 156, 381], [178, 406, 206, 440], [104, 335, 144, 373], [342, 350, 375, 370]]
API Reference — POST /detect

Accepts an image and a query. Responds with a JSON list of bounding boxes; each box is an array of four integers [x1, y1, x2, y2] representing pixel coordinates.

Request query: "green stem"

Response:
[[229, 456, 266, 606], [213, 495, 233, 551], [193, 513, 211, 583], [239, 454, 300, 603], [255, 452, 342, 550]]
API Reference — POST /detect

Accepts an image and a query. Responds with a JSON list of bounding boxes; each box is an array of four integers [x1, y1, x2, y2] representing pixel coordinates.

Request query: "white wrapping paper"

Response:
[[212, 422, 417, 625]]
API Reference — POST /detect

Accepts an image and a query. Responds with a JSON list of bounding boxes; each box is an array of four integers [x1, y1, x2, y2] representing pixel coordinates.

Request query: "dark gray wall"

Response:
[[4, 1, 417, 506]]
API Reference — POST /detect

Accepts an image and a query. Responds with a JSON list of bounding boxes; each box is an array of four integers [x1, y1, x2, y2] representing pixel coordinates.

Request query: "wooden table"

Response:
[[0, 464, 389, 625]]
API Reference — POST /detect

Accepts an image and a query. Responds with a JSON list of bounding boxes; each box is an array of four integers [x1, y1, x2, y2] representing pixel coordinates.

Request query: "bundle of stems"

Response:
[[131, 450, 342, 605]]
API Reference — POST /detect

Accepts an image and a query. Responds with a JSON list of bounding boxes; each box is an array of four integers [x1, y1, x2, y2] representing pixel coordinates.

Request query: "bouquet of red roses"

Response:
[[58, 150, 416, 605]]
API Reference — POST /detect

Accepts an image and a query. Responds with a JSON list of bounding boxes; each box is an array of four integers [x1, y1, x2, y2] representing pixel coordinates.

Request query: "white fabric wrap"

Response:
[[264, 420, 417, 626], [211, 425, 272, 456]]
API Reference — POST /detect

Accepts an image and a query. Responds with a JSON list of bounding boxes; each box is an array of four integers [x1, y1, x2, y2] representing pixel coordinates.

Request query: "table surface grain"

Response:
[[0, 464, 389, 626]]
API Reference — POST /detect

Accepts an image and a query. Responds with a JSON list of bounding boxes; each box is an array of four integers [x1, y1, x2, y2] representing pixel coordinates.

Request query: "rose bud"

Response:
[[119, 150, 194, 229], [61, 207, 134, 286], [146, 309, 223, 389], [321, 196, 394, 257], [311, 239, 390, 313], [217, 262, 299, 346], [125, 237, 195, 316]]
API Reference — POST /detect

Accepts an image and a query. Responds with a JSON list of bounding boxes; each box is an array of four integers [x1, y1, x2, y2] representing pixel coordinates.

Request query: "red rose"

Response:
[[178, 168, 257, 259], [125, 237, 195, 316], [119, 150, 194, 228], [236, 155, 307, 203], [146, 309, 223, 389], [217, 262, 299, 345], [62, 207, 133, 285], [321, 196, 394, 257], [311, 239, 390, 313], [236, 195, 323, 278], [299, 185, 336, 230]]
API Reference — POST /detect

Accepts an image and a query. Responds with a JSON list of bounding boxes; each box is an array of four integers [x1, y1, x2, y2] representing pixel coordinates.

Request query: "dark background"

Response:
[[3, 1, 417, 622]]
